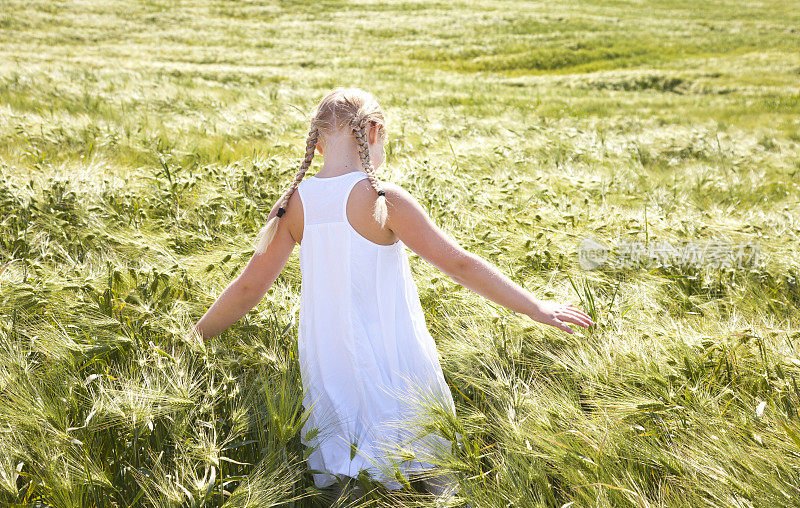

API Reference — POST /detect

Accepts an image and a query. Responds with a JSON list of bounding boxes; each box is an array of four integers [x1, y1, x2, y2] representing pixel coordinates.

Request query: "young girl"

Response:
[[193, 87, 593, 502]]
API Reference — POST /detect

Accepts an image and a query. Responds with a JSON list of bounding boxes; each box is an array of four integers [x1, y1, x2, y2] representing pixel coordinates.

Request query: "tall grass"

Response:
[[1, 0, 799, 506]]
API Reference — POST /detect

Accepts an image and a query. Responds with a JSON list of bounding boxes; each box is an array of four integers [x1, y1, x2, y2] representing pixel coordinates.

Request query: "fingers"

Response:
[[562, 315, 592, 328], [566, 304, 590, 319], [561, 304, 594, 326], [554, 320, 574, 334], [539, 314, 575, 334], [551, 308, 595, 334], [561, 308, 594, 327], [530, 301, 597, 334]]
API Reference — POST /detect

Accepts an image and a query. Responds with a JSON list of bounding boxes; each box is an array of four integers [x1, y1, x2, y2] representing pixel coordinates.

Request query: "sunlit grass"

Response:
[[0, 0, 799, 506]]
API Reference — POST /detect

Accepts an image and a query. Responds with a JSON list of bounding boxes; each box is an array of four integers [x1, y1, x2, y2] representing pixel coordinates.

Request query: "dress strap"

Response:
[[298, 172, 368, 225], [340, 172, 370, 220]]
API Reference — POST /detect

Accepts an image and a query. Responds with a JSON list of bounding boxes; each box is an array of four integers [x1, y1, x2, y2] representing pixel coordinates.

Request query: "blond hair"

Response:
[[253, 87, 388, 254]]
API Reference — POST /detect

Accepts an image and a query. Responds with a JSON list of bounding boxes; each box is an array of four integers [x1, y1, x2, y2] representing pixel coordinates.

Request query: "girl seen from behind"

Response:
[[193, 87, 593, 504]]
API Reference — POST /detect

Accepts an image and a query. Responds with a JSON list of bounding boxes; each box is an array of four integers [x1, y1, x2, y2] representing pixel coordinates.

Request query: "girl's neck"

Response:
[[314, 133, 369, 177], [315, 160, 363, 178]]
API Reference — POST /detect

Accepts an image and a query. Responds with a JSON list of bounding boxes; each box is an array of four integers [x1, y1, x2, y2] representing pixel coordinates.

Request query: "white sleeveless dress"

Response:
[[295, 170, 460, 490]]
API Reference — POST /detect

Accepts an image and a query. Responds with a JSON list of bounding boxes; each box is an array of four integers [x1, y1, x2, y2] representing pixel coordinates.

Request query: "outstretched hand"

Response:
[[527, 300, 594, 334]]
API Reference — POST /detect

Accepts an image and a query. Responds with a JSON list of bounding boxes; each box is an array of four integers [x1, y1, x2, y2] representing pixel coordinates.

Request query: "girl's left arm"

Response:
[[193, 202, 296, 341]]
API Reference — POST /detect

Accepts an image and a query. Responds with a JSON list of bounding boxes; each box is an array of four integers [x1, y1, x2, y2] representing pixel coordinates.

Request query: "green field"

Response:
[[1, 0, 799, 506]]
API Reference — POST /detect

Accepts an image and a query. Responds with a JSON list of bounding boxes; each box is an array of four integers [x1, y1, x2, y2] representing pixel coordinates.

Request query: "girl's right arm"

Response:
[[382, 183, 594, 334]]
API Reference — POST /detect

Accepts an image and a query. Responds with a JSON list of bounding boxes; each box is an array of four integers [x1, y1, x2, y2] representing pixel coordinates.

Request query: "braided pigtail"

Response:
[[352, 117, 388, 227], [253, 126, 319, 254]]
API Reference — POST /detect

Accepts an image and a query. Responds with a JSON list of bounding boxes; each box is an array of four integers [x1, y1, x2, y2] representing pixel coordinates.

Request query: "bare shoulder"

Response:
[[381, 181, 418, 208], [380, 180, 434, 233], [380, 180, 471, 274], [380, 181, 426, 223], [346, 177, 398, 245], [380, 180, 410, 198], [350, 176, 374, 195], [265, 189, 304, 244], [349, 177, 410, 211]]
